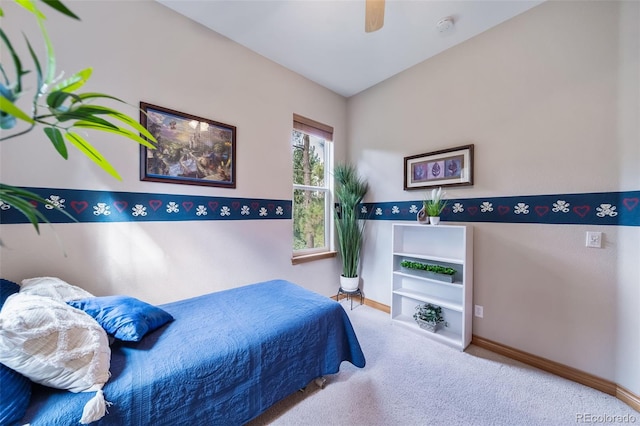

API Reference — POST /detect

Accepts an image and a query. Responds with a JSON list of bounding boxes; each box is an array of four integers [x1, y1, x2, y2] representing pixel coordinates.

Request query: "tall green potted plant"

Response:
[[334, 163, 368, 292]]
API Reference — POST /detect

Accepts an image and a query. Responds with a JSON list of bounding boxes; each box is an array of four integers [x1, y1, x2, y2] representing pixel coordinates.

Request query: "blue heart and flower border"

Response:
[[361, 190, 639, 226], [0, 187, 638, 226]]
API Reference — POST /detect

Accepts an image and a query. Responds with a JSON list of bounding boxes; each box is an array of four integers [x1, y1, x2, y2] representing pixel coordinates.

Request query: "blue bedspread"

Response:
[[21, 280, 365, 425]]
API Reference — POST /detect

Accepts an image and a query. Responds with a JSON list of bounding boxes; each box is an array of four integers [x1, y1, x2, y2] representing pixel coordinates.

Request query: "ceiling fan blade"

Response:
[[365, 0, 385, 33]]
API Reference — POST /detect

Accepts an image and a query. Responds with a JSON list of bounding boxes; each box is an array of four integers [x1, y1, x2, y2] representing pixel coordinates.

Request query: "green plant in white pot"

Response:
[[424, 187, 447, 225], [334, 163, 368, 292]]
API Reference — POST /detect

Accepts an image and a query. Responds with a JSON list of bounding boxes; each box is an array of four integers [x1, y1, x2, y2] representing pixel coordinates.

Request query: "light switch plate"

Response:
[[586, 231, 602, 248], [474, 305, 483, 318]]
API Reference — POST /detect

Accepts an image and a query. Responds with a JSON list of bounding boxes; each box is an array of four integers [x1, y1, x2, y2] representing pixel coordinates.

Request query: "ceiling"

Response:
[[157, 0, 545, 98]]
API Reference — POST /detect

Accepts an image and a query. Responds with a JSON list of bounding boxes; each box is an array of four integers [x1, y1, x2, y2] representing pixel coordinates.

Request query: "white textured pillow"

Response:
[[0, 293, 110, 392], [20, 276, 94, 302]]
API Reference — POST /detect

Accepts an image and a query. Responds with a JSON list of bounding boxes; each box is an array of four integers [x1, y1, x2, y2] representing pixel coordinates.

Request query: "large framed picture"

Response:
[[139, 102, 236, 188], [404, 144, 474, 190]]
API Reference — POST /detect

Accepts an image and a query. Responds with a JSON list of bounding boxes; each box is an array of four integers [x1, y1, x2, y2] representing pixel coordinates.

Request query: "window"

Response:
[[292, 114, 333, 260]]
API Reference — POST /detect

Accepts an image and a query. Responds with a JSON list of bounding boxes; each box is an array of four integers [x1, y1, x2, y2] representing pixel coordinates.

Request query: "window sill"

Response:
[[291, 251, 337, 265]]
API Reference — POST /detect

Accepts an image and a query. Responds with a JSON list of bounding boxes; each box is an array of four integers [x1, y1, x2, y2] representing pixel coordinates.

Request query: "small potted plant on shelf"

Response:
[[413, 303, 446, 333], [424, 187, 447, 225]]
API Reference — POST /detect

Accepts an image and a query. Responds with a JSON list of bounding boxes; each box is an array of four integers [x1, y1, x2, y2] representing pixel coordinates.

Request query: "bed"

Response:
[[15, 279, 366, 425]]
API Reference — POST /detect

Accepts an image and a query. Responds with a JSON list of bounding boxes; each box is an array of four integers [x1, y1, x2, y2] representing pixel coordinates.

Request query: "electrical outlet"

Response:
[[474, 305, 483, 318], [586, 231, 602, 248]]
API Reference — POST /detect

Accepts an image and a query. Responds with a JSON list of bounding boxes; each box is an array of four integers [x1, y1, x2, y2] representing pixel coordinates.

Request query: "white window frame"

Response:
[[291, 131, 334, 258]]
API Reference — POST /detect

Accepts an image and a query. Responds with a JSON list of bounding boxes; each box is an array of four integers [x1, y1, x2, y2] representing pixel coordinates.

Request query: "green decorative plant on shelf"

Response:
[[400, 260, 455, 276], [0, 0, 157, 236], [413, 303, 447, 332], [424, 187, 447, 217]]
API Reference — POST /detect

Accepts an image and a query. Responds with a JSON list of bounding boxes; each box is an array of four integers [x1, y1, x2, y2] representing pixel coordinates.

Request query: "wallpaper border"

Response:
[[361, 190, 639, 226], [0, 187, 291, 224], [0, 187, 638, 226]]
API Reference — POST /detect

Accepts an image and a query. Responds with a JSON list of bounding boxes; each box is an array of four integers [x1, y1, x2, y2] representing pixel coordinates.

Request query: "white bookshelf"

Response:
[[390, 223, 473, 351]]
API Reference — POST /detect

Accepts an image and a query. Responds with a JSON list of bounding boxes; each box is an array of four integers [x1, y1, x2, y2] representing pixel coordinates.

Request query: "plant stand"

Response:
[[336, 287, 363, 311]]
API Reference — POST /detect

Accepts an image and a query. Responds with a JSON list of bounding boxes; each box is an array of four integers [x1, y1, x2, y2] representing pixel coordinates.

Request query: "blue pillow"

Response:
[[1, 278, 31, 425], [0, 278, 20, 309], [0, 364, 32, 425], [68, 296, 174, 342]]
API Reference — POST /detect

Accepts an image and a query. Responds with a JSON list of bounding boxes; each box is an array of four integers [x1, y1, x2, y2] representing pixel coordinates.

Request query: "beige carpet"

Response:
[[248, 303, 637, 426]]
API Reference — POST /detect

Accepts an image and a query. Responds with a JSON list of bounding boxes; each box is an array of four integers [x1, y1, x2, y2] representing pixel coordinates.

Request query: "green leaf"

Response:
[[64, 132, 122, 180], [50, 68, 92, 93], [73, 120, 156, 149], [35, 15, 56, 84], [0, 184, 77, 233], [62, 104, 115, 116], [46, 90, 81, 109], [46, 91, 68, 109], [0, 28, 28, 93], [0, 192, 43, 233], [75, 104, 157, 142], [0, 95, 35, 124], [110, 110, 157, 143], [71, 92, 126, 104], [40, 0, 80, 20], [0, 184, 53, 202], [25, 36, 43, 90], [14, 0, 46, 20], [44, 127, 67, 158], [62, 104, 157, 143], [52, 110, 117, 128]]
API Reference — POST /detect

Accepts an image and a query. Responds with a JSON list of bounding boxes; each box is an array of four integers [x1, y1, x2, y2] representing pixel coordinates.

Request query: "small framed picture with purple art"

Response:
[[403, 144, 474, 190]]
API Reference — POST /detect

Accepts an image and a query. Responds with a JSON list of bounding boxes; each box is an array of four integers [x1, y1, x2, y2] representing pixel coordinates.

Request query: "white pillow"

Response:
[[0, 293, 112, 423], [20, 277, 94, 302]]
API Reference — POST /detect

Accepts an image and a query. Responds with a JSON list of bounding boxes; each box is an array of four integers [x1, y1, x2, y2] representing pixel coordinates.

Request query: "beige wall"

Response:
[[0, 0, 346, 300], [348, 1, 639, 394]]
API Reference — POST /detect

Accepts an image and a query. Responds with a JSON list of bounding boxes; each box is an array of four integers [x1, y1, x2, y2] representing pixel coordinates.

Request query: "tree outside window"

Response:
[[292, 130, 331, 253]]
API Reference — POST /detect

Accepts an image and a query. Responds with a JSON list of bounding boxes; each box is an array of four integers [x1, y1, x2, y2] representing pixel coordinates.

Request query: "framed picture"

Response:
[[139, 102, 236, 188], [403, 144, 474, 190]]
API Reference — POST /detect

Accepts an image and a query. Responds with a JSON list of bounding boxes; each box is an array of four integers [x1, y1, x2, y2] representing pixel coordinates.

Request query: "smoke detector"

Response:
[[436, 17, 454, 33]]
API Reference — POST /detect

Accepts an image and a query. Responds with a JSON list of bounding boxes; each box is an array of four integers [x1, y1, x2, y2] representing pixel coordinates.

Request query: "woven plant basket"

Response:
[[415, 318, 438, 333]]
